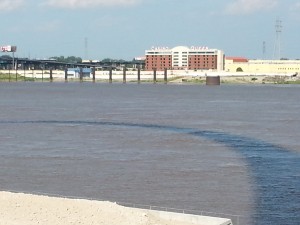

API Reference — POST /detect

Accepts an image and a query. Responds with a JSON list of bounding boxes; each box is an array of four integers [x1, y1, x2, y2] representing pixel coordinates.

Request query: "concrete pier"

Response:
[[50, 69, 53, 82], [164, 68, 168, 83], [123, 67, 126, 83], [206, 76, 220, 85], [109, 67, 113, 83], [64, 68, 68, 82], [153, 68, 157, 83], [92, 67, 95, 82], [137, 67, 141, 83]]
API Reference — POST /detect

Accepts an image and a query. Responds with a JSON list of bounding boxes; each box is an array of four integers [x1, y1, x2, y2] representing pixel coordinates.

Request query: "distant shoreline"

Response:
[[178, 75, 300, 84], [0, 70, 299, 84]]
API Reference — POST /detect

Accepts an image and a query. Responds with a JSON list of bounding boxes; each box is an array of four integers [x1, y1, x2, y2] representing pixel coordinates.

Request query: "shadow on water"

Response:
[[2, 120, 300, 224], [189, 131, 300, 224]]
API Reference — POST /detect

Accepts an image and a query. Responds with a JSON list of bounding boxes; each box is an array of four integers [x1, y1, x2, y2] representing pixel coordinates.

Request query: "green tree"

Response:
[[50, 56, 82, 63]]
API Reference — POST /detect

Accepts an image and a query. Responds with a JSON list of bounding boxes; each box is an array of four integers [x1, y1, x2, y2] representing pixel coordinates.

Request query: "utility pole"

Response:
[[263, 41, 266, 60]]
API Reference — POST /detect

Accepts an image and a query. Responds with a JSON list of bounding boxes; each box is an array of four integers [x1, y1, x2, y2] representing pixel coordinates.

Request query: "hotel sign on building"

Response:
[[145, 46, 224, 71]]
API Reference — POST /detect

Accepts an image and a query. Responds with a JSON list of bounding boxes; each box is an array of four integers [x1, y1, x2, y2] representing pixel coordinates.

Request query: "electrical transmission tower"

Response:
[[273, 19, 282, 60]]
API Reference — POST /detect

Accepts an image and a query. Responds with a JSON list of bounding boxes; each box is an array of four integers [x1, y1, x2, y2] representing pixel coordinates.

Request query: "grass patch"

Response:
[[281, 80, 300, 84], [0, 73, 22, 82], [0, 73, 51, 82], [182, 78, 206, 84]]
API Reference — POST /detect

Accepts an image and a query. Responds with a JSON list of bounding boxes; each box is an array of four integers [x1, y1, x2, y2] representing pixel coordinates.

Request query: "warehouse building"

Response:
[[145, 46, 224, 71], [225, 57, 300, 75]]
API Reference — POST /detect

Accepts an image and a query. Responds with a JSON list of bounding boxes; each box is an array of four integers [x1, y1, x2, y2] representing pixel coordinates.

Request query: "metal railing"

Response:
[[117, 201, 241, 225]]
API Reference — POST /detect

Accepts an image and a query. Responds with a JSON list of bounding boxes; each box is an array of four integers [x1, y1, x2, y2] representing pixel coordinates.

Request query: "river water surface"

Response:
[[0, 82, 299, 225]]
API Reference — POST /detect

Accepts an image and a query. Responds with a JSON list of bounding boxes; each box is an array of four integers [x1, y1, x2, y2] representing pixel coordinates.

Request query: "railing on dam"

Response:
[[117, 201, 241, 225]]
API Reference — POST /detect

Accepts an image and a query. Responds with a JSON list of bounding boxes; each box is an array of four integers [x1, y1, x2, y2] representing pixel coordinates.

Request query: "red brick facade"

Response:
[[145, 55, 172, 71], [145, 46, 224, 71], [188, 55, 218, 70]]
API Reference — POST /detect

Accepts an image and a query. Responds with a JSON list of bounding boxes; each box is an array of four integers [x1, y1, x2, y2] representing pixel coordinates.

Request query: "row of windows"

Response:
[[189, 64, 216, 66], [173, 59, 188, 61], [146, 66, 217, 70], [190, 56, 216, 59], [278, 68, 300, 70], [189, 65, 217, 67], [174, 60, 188, 62], [147, 60, 215, 63], [147, 56, 172, 58], [148, 58, 215, 61], [190, 59, 215, 61], [146, 57, 171, 59], [190, 62, 216, 64], [148, 64, 171, 67], [146, 60, 171, 63], [146, 59, 171, 61], [148, 65, 217, 68], [189, 52, 216, 54], [147, 52, 172, 55], [147, 62, 215, 66], [147, 61, 214, 64]]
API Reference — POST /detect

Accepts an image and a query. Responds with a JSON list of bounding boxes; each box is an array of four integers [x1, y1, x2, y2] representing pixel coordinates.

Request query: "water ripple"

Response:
[[1, 119, 300, 224]]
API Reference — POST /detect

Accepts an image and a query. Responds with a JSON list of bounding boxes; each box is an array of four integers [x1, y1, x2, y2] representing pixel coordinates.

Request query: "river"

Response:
[[0, 82, 299, 224]]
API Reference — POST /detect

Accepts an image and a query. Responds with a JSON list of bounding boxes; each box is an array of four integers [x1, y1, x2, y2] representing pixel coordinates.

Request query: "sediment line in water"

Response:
[[1, 119, 300, 224]]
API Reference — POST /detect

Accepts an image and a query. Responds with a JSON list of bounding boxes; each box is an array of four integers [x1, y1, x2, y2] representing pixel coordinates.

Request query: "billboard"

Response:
[[1, 46, 17, 52]]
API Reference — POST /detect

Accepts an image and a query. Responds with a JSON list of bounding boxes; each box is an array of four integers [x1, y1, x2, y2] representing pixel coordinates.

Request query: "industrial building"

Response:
[[145, 46, 224, 71], [225, 57, 300, 75]]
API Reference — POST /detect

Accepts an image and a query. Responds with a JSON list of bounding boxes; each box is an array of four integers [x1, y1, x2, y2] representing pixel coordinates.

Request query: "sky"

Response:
[[0, 0, 300, 60]]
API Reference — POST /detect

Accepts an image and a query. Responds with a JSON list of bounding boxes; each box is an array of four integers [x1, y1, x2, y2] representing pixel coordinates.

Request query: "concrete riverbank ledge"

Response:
[[1, 69, 299, 84], [0, 191, 232, 225], [140, 209, 233, 225]]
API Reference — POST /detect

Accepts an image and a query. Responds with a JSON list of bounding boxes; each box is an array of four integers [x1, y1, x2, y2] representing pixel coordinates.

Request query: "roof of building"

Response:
[[226, 57, 248, 62]]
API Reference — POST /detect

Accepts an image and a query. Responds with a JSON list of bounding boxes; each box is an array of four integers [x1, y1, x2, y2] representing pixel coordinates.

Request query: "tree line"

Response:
[[0, 55, 134, 63]]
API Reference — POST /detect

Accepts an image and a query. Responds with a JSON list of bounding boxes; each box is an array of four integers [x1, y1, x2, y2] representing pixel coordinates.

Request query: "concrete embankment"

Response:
[[0, 191, 233, 225], [1, 69, 298, 84]]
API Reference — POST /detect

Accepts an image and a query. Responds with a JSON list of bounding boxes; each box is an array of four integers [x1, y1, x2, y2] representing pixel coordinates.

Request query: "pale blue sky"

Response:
[[0, 0, 299, 60]]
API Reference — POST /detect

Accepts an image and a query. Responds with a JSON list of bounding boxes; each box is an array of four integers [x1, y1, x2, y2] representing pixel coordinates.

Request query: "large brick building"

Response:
[[145, 46, 224, 71]]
